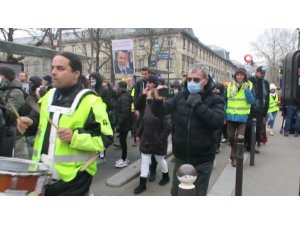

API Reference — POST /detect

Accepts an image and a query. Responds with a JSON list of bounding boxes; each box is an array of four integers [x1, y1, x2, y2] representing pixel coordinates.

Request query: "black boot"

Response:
[[159, 172, 170, 186], [134, 177, 147, 194], [148, 163, 157, 182]]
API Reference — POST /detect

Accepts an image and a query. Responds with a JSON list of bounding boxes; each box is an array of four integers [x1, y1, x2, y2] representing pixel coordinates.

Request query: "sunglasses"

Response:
[[186, 77, 201, 83]]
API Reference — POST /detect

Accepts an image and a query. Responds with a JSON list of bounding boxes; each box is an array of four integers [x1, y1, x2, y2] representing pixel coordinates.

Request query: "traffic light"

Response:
[[282, 50, 300, 106]]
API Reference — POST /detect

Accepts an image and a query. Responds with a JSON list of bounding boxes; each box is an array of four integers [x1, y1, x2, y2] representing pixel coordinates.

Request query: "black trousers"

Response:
[[44, 171, 93, 196], [119, 130, 129, 160]]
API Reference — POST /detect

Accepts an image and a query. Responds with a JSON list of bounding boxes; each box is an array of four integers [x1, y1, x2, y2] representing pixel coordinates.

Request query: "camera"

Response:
[[158, 88, 174, 98]]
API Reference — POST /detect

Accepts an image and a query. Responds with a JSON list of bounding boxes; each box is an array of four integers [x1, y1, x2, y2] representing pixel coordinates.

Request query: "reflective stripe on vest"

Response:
[[32, 149, 97, 163]]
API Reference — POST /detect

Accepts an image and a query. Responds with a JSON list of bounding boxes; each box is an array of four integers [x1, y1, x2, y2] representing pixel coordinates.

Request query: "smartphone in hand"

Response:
[[158, 88, 174, 98]]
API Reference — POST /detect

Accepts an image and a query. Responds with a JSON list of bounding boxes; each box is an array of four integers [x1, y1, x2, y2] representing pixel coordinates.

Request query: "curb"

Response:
[[208, 152, 249, 196], [106, 144, 173, 187]]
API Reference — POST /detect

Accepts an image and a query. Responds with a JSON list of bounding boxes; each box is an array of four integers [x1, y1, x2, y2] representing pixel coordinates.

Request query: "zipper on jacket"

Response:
[[185, 108, 193, 163]]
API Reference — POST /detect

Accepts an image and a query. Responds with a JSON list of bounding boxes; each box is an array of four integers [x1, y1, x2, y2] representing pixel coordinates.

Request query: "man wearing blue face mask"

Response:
[[151, 64, 225, 196]]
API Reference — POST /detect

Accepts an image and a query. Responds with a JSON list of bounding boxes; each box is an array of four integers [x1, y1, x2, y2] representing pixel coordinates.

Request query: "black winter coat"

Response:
[[151, 79, 225, 165], [137, 103, 172, 155], [115, 90, 132, 133]]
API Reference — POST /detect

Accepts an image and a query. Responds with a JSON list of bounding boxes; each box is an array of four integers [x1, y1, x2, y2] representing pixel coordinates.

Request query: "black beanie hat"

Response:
[[42, 75, 52, 84], [0, 66, 16, 81], [118, 81, 127, 89]]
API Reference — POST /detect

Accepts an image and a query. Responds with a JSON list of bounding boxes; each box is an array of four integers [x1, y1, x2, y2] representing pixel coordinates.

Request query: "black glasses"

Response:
[[186, 77, 201, 83]]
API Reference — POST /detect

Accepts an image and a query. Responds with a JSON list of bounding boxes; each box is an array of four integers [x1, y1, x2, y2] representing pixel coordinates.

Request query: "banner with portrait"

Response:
[[112, 39, 135, 75]]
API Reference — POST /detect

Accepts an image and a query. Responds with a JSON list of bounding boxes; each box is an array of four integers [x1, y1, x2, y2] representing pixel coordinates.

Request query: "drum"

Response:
[[0, 157, 50, 196]]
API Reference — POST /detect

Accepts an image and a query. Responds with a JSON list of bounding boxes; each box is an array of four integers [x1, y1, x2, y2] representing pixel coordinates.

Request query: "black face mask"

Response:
[[146, 99, 152, 104]]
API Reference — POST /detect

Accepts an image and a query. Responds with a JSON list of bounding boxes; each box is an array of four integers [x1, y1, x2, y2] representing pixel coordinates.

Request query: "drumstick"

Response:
[[79, 152, 100, 172], [7, 99, 21, 119], [25, 96, 59, 130]]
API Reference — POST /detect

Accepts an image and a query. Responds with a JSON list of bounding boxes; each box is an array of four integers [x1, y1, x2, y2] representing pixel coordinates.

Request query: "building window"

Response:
[[72, 45, 76, 52], [183, 38, 186, 49], [187, 41, 190, 52], [167, 37, 173, 47], [182, 56, 185, 71], [139, 39, 144, 47], [138, 58, 144, 68]]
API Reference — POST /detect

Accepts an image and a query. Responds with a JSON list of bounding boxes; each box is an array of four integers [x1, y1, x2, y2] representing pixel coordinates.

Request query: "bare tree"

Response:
[[251, 28, 298, 83], [0, 28, 25, 62], [135, 28, 175, 68], [73, 28, 124, 84]]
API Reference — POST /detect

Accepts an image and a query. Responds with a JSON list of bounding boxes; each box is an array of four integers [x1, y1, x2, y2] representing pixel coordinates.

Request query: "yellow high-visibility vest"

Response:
[[226, 81, 253, 115], [268, 94, 279, 113], [32, 88, 113, 182]]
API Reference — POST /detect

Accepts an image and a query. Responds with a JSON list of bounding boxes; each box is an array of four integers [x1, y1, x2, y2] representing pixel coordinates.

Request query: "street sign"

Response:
[[154, 44, 160, 52], [158, 53, 170, 59]]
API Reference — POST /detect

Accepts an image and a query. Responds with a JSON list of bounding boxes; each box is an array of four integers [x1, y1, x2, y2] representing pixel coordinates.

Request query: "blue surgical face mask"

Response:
[[90, 82, 96, 87], [187, 81, 202, 94]]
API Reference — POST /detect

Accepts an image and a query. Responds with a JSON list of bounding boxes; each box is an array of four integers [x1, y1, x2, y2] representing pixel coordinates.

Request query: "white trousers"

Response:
[[140, 153, 168, 178]]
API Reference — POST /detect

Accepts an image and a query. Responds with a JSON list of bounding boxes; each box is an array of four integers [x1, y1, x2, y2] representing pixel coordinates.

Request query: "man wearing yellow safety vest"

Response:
[[225, 68, 255, 167], [17, 52, 113, 195], [267, 83, 279, 136]]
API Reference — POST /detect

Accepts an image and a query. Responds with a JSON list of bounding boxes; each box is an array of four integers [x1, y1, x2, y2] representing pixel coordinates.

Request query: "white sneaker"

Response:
[[269, 129, 274, 136], [115, 159, 129, 168], [115, 158, 123, 165]]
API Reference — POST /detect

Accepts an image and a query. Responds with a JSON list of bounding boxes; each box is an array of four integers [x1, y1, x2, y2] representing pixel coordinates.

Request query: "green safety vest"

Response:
[[268, 94, 279, 113], [32, 88, 113, 182], [226, 81, 253, 115]]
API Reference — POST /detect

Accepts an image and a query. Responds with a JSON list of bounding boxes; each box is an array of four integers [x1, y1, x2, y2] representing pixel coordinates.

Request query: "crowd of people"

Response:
[[1, 50, 298, 196]]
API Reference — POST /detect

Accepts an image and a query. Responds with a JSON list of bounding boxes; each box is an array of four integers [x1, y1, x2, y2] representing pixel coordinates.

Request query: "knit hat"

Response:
[[0, 66, 16, 81], [234, 68, 248, 81], [270, 83, 276, 90], [118, 81, 127, 90], [42, 75, 52, 84]]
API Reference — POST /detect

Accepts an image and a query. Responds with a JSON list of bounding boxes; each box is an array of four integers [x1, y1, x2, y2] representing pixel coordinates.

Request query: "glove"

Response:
[[186, 94, 202, 108]]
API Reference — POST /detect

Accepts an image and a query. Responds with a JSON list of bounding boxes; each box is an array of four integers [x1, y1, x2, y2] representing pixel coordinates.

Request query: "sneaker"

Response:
[[115, 159, 129, 168], [97, 157, 107, 165], [269, 129, 274, 136], [231, 159, 237, 167], [221, 138, 227, 143], [294, 131, 299, 137], [284, 132, 289, 137], [115, 158, 124, 165]]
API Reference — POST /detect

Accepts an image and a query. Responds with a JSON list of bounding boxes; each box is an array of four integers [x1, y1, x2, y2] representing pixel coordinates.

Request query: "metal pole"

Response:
[[168, 33, 171, 85], [235, 135, 244, 196], [250, 118, 257, 166], [177, 164, 197, 196]]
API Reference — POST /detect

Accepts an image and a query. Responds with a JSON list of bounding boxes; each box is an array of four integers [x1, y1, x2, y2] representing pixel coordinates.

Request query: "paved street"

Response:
[[90, 115, 300, 196]]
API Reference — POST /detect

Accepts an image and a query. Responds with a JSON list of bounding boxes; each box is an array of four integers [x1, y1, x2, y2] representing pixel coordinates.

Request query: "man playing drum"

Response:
[[17, 52, 113, 195]]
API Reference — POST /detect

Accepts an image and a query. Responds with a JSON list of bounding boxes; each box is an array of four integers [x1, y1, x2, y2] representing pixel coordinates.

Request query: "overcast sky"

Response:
[[192, 27, 266, 64]]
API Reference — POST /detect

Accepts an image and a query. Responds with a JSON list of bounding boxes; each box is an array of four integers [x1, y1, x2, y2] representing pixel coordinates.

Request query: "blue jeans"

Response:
[[284, 106, 300, 133], [267, 111, 278, 129], [171, 158, 214, 196]]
